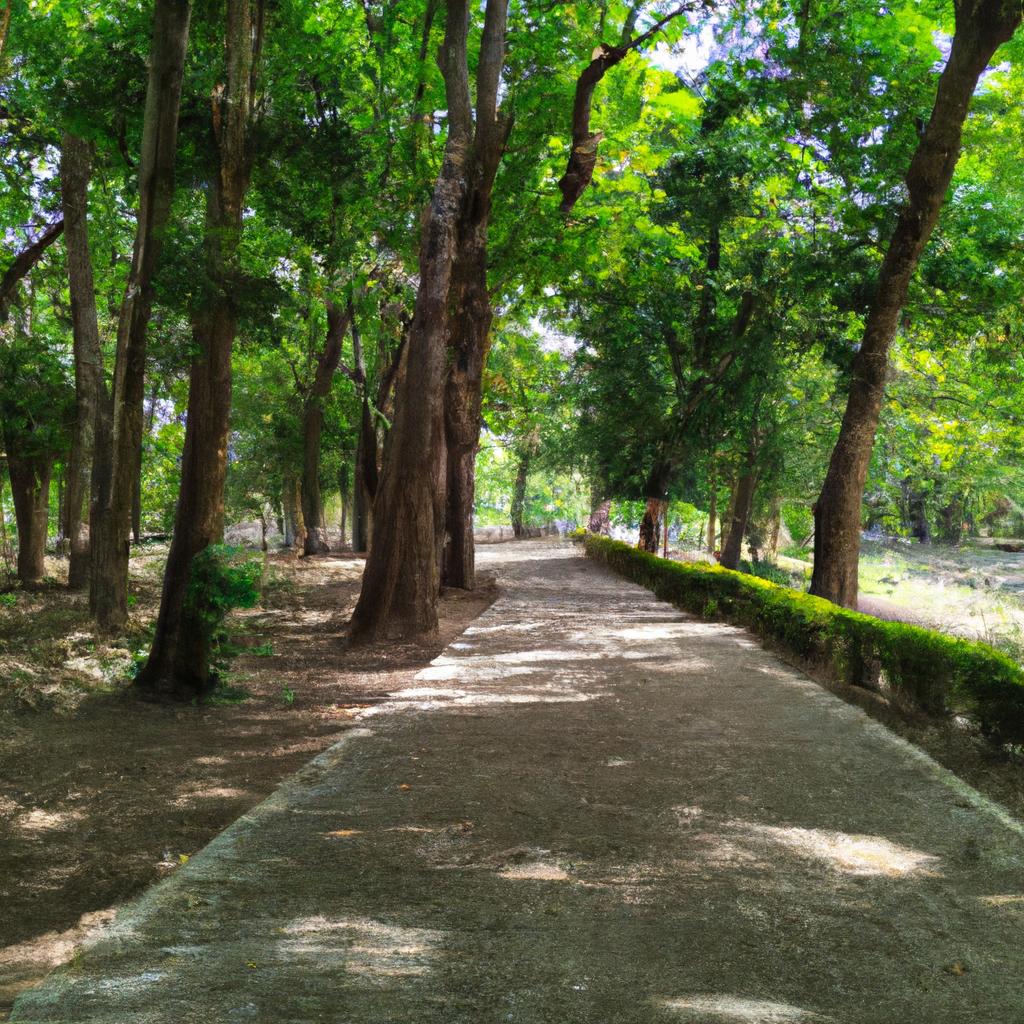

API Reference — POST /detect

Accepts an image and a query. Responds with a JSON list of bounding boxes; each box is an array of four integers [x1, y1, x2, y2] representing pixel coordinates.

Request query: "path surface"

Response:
[[12, 540, 1024, 1023]]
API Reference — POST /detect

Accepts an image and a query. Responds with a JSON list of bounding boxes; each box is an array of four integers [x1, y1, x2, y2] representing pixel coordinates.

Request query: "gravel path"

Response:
[[12, 540, 1024, 1023]]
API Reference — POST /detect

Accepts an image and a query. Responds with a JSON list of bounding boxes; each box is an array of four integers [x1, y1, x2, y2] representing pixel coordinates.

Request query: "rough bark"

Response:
[[348, 0, 507, 642], [510, 450, 530, 539], [90, 0, 192, 628], [301, 301, 351, 555], [60, 134, 104, 590], [810, 0, 1021, 607], [136, 0, 263, 698], [638, 496, 666, 554], [4, 445, 52, 588]]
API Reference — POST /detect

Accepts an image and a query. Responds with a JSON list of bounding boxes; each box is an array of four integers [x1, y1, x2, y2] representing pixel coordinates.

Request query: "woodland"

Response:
[[1, 0, 1024, 702]]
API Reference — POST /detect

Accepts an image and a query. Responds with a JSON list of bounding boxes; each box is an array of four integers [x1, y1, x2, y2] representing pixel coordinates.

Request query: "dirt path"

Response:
[[0, 552, 495, 1016], [11, 540, 1024, 1023]]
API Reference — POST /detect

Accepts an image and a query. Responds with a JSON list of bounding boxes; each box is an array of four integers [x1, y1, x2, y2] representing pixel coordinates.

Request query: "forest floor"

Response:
[[0, 547, 497, 1017], [9, 539, 1024, 1023]]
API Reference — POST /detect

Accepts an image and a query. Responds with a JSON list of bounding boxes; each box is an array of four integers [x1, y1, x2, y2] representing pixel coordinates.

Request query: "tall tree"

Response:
[[349, 0, 508, 640], [90, 0, 192, 628], [59, 134, 104, 589], [137, 0, 267, 697], [810, 0, 1022, 607]]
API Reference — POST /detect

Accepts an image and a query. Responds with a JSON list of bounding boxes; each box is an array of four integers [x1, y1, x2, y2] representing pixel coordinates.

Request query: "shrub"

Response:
[[583, 534, 1024, 745], [185, 545, 263, 677]]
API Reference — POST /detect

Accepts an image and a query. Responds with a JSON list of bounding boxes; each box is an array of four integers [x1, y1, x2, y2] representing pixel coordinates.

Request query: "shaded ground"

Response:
[[0, 550, 496, 1016], [12, 541, 1024, 1023]]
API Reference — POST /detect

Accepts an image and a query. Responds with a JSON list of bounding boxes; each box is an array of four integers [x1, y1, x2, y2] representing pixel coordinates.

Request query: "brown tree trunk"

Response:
[[510, 449, 530, 538], [810, 0, 1021, 607], [338, 462, 350, 548], [4, 447, 52, 589], [131, 435, 143, 544], [136, 0, 264, 698], [60, 134, 104, 590], [90, 0, 191, 628], [301, 302, 351, 555], [588, 487, 611, 535], [638, 497, 665, 554], [767, 495, 783, 560], [282, 473, 305, 553], [719, 471, 757, 571], [348, 0, 508, 642]]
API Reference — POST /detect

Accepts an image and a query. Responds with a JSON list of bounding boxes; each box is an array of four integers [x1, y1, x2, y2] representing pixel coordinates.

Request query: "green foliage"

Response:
[[585, 535, 1024, 746], [184, 545, 263, 676]]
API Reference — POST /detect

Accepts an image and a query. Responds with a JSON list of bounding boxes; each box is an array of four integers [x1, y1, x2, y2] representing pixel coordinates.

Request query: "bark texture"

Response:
[[4, 444, 52, 588], [137, 0, 264, 697], [90, 0, 192, 628], [349, 0, 509, 641], [810, 0, 1021, 607], [60, 134, 104, 590]]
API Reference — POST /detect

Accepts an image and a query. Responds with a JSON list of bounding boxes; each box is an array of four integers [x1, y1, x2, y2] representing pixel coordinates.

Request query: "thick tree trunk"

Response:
[[349, 0, 508, 642], [301, 302, 351, 555], [810, 0, 1021, 607], [908, 485, 931, 544], [719, 471, 757, 570], [90, 0, 191, 627], [510, 450, 530, 539], [136, 0, 263, 697], [60, 136, 104, 590], [5, 449, 52, 588]]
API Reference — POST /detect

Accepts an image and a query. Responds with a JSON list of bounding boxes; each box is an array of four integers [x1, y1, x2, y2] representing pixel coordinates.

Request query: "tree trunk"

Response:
[[60, 134, 104, 590], [282, 473, 305, 553], [301, 302, 351, 555], [349, 0, 508, 642], [719, 471, 757, 571], [587, 487, 610, 535], [510, 450, 530, 539], [136, 0, 264, 698], [5, 446, 52, 589], [131, 434, 143, 543], [767, 495, 783, 560], [638, 497, 665, 554], [706, 471, 717, 555], [90, 0, 191, 628], [338, 462, 350, 548], [810, 0, 1021, 607]]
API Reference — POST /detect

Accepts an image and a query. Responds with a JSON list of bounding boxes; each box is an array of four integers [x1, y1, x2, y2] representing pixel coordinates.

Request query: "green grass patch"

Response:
[[581, 534, 1024, 746]]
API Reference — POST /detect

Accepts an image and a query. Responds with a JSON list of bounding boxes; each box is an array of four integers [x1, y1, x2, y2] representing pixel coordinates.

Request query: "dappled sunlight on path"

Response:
[[11, 540, 1024, 1024]]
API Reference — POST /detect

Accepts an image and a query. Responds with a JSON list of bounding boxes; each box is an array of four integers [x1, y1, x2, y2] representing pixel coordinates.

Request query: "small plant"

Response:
[[279, 685, 296, 705], [184, 545, 263, 679], [250, 641, 273, 657], [0, 593, 17, 608]]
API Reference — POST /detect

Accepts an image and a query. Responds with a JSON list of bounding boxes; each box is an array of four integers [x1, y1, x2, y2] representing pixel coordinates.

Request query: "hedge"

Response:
[[580, 533, 1024, 746]]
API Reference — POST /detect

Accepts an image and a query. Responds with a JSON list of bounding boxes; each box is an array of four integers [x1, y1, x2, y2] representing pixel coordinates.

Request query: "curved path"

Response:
[[12, 540, 1024, 1023]]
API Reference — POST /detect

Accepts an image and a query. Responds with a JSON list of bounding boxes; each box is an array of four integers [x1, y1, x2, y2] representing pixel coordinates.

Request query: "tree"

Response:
[[137, 0, 266, 697], [90, 0, 192, 629], [810, 0, 1022, 606], [349, 0, 509, 641]]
